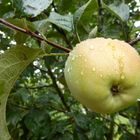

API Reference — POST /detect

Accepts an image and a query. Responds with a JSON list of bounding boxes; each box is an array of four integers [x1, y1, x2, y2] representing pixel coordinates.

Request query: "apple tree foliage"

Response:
[[0, 0, 140, 140]]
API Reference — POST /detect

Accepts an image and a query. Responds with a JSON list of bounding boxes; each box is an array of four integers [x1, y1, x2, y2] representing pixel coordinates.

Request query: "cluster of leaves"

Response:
[[0, 0, 140, 140]]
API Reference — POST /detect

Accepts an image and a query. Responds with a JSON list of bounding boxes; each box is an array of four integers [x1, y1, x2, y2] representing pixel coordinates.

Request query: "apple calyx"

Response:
[[111, 84, 125, 96], [111, 85, 120, 95]]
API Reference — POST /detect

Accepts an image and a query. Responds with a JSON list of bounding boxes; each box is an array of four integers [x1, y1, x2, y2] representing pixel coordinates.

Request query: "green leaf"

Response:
[[10, 0, 24, 17], [24, 109, 50, 135], [73, 124, 89, 140], [74, 113, 89, 130], [73, 0, 98, 40], [119, 132, 135, 140], [7, 18, 36, 44], [12, 88, 30, 104], [33, 19, 49, 33], [7, 18, 35, 31], [73, 0, 98, 26], [0, 46, 41, 140], [57, 132, 73, 140], [103, 2, 130, 22], [88, 26, 98, 38], [131, 26, 140, 35], [47, 12, 73, 32], [90, 119, 107, 140], [0, 0, 14, 18], [22, 0, 53, 17]]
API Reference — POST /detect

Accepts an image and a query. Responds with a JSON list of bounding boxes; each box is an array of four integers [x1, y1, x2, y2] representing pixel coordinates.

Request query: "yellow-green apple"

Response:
[[64, 38, 140, 114]]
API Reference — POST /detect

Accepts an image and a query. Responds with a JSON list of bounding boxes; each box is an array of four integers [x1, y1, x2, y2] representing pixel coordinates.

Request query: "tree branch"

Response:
[[106, 115, 115, 140], [0, 18, 71, 53], [2, 18, 139, 52], [34, 65, 70, 112], [97, 0, 103, 33], [47, 65, 70, 112], [129, 36, 140, 46]]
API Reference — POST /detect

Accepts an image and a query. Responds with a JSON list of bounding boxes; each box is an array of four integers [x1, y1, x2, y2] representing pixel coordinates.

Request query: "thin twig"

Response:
[[106, 115, 115, 140], [34, 64, 70, 112], [129, 36, 140, 45], [0, 18, 71, 53], [97, 0, 103, 33], [47, 65, 70, 112]]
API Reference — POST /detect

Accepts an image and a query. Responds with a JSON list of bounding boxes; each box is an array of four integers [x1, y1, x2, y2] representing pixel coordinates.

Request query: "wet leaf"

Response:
[[0, 46, 41, 140]]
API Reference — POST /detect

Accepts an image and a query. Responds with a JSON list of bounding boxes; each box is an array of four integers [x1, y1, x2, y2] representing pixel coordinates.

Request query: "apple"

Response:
[[64, 38, 140, 114]]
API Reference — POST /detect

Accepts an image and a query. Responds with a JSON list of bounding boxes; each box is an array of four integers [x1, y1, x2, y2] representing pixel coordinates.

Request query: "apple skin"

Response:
[[64, 38, 140, 114]]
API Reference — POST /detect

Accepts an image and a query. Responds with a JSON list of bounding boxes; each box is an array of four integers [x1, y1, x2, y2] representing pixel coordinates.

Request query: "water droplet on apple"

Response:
[[120, 63, 124, 68], [81, 71, 84, 75], [92, 67, 96, 72], [120, 74, 125, 80], [67, 68, 70, 72], [115, 69, 118, 73], [84, 59, 87, 62], [89, 45, 94, 50], [100, 74, 103, 78]]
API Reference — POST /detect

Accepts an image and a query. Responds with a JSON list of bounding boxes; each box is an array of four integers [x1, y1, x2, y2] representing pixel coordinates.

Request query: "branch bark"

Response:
[[47, 65, 70, 112], [97, 0, 103, 33], [129, 36, 140, 46], [34, 65, 70, 112], [106, 115, 115, 140], [0, 18, 71, 53]]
